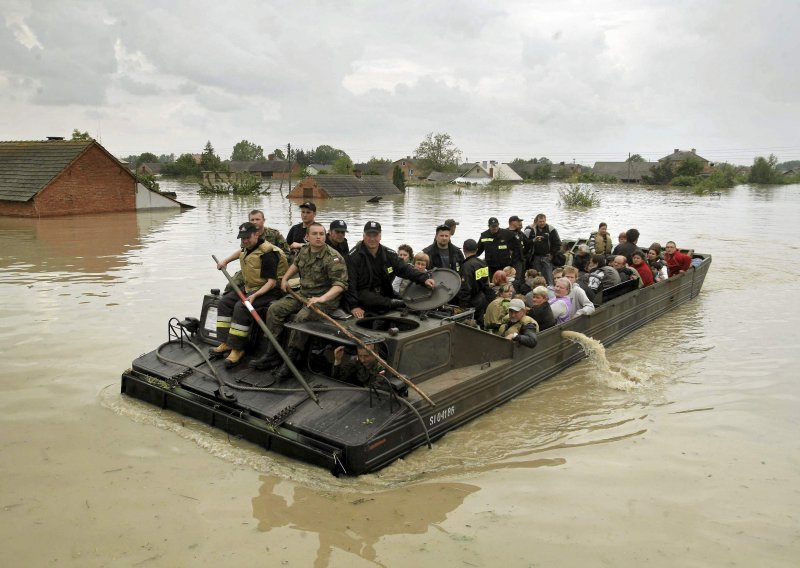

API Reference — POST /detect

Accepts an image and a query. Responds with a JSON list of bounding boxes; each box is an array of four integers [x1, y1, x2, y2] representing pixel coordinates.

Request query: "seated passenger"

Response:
[[212, 222, 288, 368], [582, 254, 621, 294], [664, 241, 692, 277], [262, 222, 348, 378], [611, 255, 640, 284], [392, 244, 414, 294], [490, 269, 508, 295], [572, 244, 591, 273], [647, 248, 668, 282], [562, 266, 595, 317], [348, 221, 435, 316], [548, 277, 573, 324], [332, 345, 383, 387], [631, 250, 655, 287], [484, 283, 514, 333], [524, 275, 548, 306], [528, 286, 556, 331], [497, 298, 538, 348], [398, 252, 430, 297]]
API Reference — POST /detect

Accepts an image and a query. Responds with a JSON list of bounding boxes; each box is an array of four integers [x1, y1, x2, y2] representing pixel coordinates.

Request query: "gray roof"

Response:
[[426, 171, 459, 182], [228, 160, 294, 173], [309, 175, 401, 197], [0, 140, 93, 202], [140, 162, 163, 174], [308, 163, 333, 171], [592, 161, 654, 180], [658, 149, 709, 163]]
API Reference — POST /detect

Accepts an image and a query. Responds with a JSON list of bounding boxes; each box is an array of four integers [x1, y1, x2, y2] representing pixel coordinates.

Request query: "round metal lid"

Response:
[[400, 267, 461, 311]]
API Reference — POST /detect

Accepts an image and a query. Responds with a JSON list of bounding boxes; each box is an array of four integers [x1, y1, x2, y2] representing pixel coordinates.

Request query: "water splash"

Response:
[[561, 330, 646, 391]]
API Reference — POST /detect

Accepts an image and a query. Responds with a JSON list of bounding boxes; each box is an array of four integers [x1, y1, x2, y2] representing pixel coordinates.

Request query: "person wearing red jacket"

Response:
[[664, 241, 692, 277], [631, 250, 655, 287]]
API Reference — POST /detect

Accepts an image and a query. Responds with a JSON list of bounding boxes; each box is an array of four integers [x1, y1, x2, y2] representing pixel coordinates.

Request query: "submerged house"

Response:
[[658, 148, 714, 173], [228, 160, 300, 180], [0, 138, 188, 217], [288, 174, 402, 199], [591, 161, 655, 182]]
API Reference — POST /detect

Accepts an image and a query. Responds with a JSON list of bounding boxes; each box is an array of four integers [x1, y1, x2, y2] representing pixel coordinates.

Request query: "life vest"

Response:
[[240, 241, 288, 292], [499, 314, 538, 337]]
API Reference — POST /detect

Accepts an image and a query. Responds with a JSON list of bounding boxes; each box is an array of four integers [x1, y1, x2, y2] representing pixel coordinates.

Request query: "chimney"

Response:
[[353, 169, 362, 179], [489, 167, 494, 177], [47, 136, 65, 141], [691, 148, 696, 153], [674, 148, 679, 154]]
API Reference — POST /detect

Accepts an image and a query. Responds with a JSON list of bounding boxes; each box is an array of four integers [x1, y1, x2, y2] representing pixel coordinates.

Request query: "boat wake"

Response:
[[561, 331, 646, 391]]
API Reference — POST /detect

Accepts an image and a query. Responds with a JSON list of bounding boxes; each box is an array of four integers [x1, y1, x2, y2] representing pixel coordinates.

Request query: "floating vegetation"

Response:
[[557, 184, 600, 208], [199, 172, 266, 195]]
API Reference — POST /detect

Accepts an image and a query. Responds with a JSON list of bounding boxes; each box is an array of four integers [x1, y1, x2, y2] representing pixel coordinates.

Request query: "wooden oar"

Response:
[[285, 288, 435, 407], [212, 255, 320, 406]]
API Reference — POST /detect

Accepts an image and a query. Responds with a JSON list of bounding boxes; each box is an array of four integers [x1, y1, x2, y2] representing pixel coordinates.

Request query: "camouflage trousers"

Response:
[[266, 295, 339, 350]]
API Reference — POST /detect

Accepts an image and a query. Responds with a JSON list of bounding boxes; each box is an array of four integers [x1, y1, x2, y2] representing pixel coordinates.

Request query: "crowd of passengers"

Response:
[[210, 201, 695, 377]]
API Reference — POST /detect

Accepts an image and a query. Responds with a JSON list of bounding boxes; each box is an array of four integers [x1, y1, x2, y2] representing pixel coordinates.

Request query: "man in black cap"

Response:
[[286, 201, 317, 255], [475, 217, 513, 277], [423, 224, 465, 272], [212, 222, 289, 367], [325, 219, 350, 257], [347, 221, 435, 317], [507, 214, 530, 279], [443, 218, 459, 237], [457, 238, 492, 325]]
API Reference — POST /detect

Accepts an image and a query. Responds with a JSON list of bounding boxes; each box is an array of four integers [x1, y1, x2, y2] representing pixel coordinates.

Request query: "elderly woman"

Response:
[[528, 286, 556, 331], [548, 277, 573, 325], [484, 283, 514, 333]]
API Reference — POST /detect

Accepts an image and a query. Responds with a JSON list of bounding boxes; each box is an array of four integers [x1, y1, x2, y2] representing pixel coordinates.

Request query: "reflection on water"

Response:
[[0, 209, 183, 284], [252, 475, 479, 568]]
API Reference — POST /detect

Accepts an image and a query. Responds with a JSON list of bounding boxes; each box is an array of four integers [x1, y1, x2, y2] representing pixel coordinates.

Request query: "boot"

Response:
[[208, 342, 231, 360], [224, 348, 245, 369], [275, 347, 301, 380], [249, 341, 282, 370]]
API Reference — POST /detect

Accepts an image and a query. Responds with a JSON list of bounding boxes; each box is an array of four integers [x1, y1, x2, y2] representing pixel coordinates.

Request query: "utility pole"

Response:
[[287, 143, 292, 193]]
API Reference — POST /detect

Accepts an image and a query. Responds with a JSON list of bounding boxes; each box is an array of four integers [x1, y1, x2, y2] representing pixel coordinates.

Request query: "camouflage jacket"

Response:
[[294, 244, 349, 298], [261, 226, 290, 254], [332, 357, 384, 387]]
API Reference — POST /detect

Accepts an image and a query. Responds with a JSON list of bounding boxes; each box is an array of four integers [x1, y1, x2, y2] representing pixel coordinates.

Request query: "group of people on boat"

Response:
[[209, 202, 694, 382]]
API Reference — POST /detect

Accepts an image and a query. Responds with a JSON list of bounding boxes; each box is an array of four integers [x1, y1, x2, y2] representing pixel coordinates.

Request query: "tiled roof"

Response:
[[312, 175, 401, 197], [0, 140, 93, 202]]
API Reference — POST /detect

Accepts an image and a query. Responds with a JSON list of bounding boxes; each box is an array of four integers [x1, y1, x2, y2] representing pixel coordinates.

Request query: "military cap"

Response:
[[237, 222, 257, 238], [330, 220, 348, 232], [363, 221, 382, 234], [299, 201, 317, 212], [488, 217, 500, 226]]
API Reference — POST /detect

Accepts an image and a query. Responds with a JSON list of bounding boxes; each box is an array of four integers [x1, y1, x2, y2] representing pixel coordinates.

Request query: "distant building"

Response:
[[288, 174, 402, 199], [391, 157, 419, 181], [453, 164, 492, 184], [227, 160, 300, 180], [658, 148, 714, 173], [307, 163, 334, 175], [426, 171, 460, 183], [0, 139, 139, 217], [136, 162, 163, 176], [592, 161, 654, 182]]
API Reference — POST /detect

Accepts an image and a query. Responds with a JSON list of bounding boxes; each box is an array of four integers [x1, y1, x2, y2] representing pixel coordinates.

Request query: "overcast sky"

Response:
[[2, 0, 798, 165]]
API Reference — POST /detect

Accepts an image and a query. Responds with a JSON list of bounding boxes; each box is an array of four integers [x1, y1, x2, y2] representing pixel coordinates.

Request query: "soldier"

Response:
[[457, 238, 492, 324], [443, 218, 459, 237], [249, 209, 289, 254], [475, 217, 513, 276], [332, 345, 384, 387], [211, 222, 288, 368], [259, 222, 348, 378]]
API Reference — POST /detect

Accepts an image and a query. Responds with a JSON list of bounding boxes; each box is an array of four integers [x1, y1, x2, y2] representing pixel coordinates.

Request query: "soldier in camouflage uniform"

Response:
[[331, 345, 384, 387], [262, 221, 349, 378]]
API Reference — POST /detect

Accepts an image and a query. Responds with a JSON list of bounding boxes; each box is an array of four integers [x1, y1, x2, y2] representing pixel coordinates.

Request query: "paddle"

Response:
[[212, 255, 320, 406], [285, 288, 435, 407]]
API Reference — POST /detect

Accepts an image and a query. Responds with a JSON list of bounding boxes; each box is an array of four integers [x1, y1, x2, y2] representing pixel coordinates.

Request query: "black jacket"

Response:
[[348, 242, 428, 312], [475, 228, 513, 269], [525, 224, 561, 258], [422, 241, 465, 272], [457, 255, 491, 311]]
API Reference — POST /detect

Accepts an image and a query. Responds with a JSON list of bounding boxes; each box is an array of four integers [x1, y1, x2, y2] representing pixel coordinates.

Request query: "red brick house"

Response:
[[0, 139, 137, 217]]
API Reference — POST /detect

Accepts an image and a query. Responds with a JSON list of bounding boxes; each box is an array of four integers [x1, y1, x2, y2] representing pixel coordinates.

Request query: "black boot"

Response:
[[249, 341, 282, 370], [275, 347, 301, 380]]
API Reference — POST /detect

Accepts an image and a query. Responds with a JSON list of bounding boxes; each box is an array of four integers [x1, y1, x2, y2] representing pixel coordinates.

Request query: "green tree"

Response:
[[200, 141, 223, 171], [312, 145, 349, 164], [748, 154, 780, 184], [71, 129, 92, 140], [161, 153, 201, 177], [136, 152, 159, 166], [644, 160, 674, 184], [675, 157, 704, 177], [272, 148, 285, 160], [332, 155, 353, 174], [158, 153, 175, 163], [626, 154, 645, 163], [415, 132, 462, 172], [231, 140, 265, 161], [392, 165, 406, 191]]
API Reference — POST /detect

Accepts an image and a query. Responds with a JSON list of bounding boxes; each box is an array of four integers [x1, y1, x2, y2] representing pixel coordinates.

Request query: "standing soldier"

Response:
[[457, 239, 492, 325], [212, 222, 288, 368], [475, 217, 513, 276], [286, 201, 317, 256], [259, 222, 348, 378]]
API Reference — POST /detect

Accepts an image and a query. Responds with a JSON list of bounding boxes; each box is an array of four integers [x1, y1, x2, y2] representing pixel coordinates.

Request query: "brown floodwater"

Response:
[[1, 181, 798, 566]]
